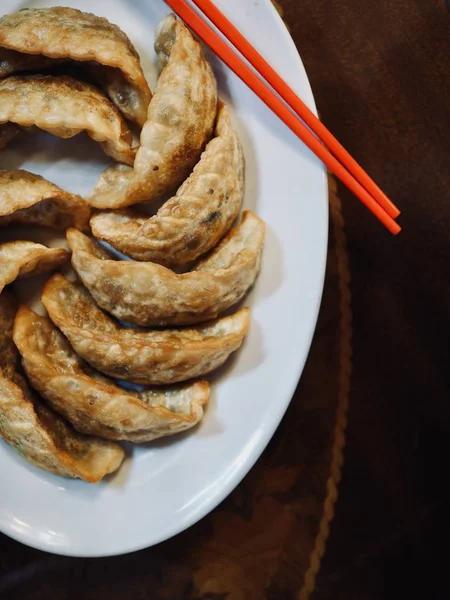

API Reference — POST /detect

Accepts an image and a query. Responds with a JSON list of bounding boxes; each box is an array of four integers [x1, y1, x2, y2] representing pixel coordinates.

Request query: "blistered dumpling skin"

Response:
[[43, 274, 250, 385], [91, 104, 244, 267], [0, 170, 91, 231], [0, 75, 135, 164], [0, 292, 124, 482], [88, 14, 218, 209], [13, 307, 210, 443], [0, 7, 151, 126], [68, 211, 265, 326], [0, 375, 125, 482], [0, 241, 69, 293]]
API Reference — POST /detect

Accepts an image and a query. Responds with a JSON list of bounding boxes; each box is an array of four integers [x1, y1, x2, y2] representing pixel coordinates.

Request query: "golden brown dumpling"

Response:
[[90, 103, 244, 267], [0, 374, 125, 482], [67, 210, 265, 326], [0, 170, 91, 230], [88, 13, 218, 209], [0, 292, 124, 482], [13, 306, 210, 443], [42, 274, 250, 385], [0, 7, 151, 126], [0, 241, 69, 293], [0, 75, 135, 164]]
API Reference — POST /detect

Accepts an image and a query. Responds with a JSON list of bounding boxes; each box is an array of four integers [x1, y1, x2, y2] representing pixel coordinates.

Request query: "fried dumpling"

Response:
[[42, 274, 250, 385], [0, 75, 135, 165], [0, 7, 151, 126], [90, 103, 244, 267], [0, 241, 69, 294], [0, 374, 125, 482], [13, 306, 209, 443], [0, 292, 124, 482], [0, 170, 91, 230], [88, 13, 218, 209], [67, 210, 265, 326]]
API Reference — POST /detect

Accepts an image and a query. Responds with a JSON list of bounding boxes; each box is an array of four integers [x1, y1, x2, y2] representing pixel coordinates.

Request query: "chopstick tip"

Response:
[[391, 222, 402, 235]]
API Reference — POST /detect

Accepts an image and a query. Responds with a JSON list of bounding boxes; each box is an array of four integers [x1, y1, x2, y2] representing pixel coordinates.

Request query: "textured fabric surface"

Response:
[[277, 0, 450, 597]]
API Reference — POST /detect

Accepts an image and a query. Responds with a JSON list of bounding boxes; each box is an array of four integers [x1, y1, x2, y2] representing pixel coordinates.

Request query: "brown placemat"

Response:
[[275, 0, 450, 596], [0, 175, 351, 599]]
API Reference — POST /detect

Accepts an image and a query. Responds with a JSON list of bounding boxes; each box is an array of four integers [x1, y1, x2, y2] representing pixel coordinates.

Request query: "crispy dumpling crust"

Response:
[[88, 14, 218, 209], [90, 103, 245, 267], [0, 170, 91, 230], [0, 75, 135, 165], [0, 375, 125, 482], [0, 241, 69, 293], [67, 210, 265, 326], [42, 274, 251, 385], [0, 292, 124, 482], [0, 7, 151, 126], [13, 306, 210, 443]]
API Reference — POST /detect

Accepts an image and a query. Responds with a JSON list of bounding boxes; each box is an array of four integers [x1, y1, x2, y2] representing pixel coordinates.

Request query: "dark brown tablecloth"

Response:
[[277, 0, 450, 598]]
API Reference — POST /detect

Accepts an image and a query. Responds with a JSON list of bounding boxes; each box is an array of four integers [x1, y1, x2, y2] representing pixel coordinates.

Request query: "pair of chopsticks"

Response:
[[165, 0, 401, 235]]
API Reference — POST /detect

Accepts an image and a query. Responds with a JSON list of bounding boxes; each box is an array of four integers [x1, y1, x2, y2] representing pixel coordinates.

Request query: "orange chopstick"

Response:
[[165, 0, 401, 235], [191, 0, 400, 220]]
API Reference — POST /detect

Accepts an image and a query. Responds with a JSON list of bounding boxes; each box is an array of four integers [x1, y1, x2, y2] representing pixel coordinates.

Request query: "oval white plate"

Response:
[[0, 0, 327, 556]]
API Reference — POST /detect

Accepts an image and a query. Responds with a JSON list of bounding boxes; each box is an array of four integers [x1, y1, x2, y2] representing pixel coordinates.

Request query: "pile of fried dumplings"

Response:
[[0, 7, 265, 483]]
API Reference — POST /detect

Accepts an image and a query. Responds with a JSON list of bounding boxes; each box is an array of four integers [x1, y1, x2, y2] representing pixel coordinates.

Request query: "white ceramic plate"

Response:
[[0, 0, 327, 556]]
